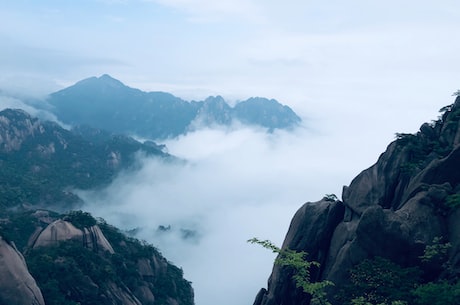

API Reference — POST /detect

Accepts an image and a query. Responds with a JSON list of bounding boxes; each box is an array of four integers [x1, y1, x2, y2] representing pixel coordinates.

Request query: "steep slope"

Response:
[[0, 236, 44, 305], [0, 108, 169, 209], [0, 210, 194, 305], [254, 97, 460, 305], [46, 75, 301, 139], [0, 109, 193, 305], [234, 97, 301, 131]]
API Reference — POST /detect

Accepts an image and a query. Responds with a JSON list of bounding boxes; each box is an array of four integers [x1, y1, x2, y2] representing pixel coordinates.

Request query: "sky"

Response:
[[1, 1, 460, 305]]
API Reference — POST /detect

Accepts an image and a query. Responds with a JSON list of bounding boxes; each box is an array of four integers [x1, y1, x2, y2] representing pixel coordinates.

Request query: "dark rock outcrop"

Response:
[[256, 199, 344, 305], [254, 97, 460, 305]]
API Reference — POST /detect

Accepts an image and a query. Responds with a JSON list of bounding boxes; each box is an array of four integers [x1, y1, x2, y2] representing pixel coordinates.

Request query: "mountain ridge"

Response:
[[0, 108, 170, 209], [46, 75, 302, 139], [0, 108, 194, 305]]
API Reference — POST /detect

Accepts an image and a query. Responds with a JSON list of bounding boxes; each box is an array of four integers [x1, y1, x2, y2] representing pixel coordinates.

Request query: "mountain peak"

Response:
[[98, 74, 125, 87], [47, 75, 302, 138], [69, 74, 126, 91]]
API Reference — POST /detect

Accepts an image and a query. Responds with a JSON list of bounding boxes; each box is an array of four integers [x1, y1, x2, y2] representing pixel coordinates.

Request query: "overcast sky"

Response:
[[2, 1, 460, 305]]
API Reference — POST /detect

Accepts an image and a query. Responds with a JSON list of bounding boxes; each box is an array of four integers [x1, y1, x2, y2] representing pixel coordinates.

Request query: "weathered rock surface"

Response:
[[0, 236, 44, 305], [256, 199, 345, 305], [32, 219, 115, 254], [254, 97, 460, 305], [1, 211, 194, 305], [0, 109, 45, 152]]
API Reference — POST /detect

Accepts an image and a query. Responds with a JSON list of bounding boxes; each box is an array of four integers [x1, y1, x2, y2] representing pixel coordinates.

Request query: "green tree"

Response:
[[345, 257, 421, 305], [63, 210, 97, 229], [419, 236, 451, 265], [248, 238, 333, 305], [413, 281, 460, 305]]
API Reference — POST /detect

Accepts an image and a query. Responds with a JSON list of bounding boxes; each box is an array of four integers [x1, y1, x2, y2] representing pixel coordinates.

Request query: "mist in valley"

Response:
[[77, 122, 378, 305]]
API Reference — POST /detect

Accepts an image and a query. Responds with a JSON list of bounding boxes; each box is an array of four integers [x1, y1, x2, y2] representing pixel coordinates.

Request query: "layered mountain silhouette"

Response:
[[45, 74, 301, 139]]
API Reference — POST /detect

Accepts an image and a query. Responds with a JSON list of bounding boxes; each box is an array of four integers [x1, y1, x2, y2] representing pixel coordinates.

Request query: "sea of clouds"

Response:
[[77, 122, 376, 305]]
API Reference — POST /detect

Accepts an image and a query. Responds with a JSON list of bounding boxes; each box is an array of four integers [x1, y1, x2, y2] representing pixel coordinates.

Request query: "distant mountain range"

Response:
[[45, 74, 302, 139]]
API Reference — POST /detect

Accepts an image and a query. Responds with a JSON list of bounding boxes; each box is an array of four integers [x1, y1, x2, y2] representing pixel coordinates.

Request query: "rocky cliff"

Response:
[[31, 219, 115, 254], [0, 210, 194, 305], [254, 97, 460, 305], [0, 236, 45, 305]]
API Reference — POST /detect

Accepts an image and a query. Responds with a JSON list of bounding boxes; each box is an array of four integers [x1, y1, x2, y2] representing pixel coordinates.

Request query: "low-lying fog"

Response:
[[78, 123, 381, 305]]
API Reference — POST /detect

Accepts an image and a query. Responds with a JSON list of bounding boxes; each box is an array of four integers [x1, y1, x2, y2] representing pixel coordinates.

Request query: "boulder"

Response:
[[0, 236, 45, 305], [33, 220, 115, 254], [32, 219, 83, 248]]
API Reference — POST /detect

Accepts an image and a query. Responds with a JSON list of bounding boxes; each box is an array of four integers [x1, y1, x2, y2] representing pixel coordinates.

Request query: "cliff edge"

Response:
[[255, 96, 460, 305]]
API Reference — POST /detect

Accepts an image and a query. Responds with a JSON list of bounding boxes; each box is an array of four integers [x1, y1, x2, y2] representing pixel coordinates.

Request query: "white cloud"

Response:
[[0, 95, 71, 129], [0, 96, 39, 113], [149, 0, 266, 23], [78, 123, 384, 305], [0, 1, 459, 304]]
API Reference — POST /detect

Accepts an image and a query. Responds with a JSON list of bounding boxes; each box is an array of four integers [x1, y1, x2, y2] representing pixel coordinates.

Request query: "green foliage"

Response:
[[2, 209, 194, 305], [350, 296, 408, 305], [0, 110, 169, 209], [445, 194, 460, 210], [25, 225, 193, 305], [248, 238, 333, 305], [412, 281, 460, 305], [344, 257, 421, 305], [63, 210, 97, 230], [393, 104, 460, 179], [27, 240, 115, 305], [0, 209, 61, 251], [419, 236, 451, 264]]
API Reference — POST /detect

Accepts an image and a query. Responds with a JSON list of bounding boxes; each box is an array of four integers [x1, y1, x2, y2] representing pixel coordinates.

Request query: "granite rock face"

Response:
[[0, 211, 194, 305], [254, 97, 460, 305], [0, 236, 45, 305], [32, 219, 115, 254]]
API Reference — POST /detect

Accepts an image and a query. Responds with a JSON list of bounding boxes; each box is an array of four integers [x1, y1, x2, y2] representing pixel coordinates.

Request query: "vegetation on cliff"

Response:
[[0, 210, 194, 305], [254, 97, 460, 305], [0, 108, 170, 209]]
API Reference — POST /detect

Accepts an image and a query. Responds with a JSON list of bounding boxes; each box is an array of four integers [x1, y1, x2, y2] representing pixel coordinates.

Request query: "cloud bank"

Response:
[[79, 123, 379, 305]]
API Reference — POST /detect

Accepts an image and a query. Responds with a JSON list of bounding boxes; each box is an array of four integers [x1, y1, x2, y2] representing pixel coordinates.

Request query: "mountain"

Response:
[[0, 109, 194, 304], [254, 97, 460, 305], [0, 210, 194, 305], [0, 108, 170, 209], [46, 74, 301, 139]]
